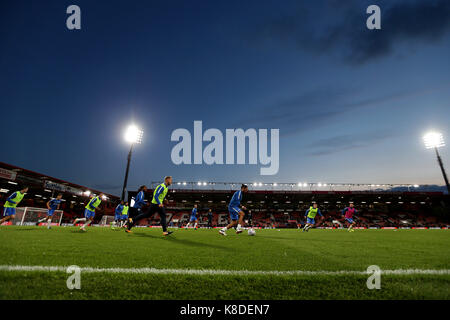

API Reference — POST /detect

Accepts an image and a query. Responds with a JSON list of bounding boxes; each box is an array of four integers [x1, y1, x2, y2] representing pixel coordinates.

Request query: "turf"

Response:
[[0, 226, 449, 299]]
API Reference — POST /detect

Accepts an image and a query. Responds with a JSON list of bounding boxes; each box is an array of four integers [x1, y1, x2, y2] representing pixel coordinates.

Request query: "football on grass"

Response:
[[248, 228, 256, 236]]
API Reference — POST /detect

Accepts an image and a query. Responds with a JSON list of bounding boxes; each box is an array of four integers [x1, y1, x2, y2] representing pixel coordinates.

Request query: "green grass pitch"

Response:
[[0, 226, 449, 300]]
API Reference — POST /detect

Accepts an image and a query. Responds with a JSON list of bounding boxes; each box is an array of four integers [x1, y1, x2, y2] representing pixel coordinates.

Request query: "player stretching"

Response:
[[126, 176, 174, 236], [73, 193, 103, 231], [120, 202, 129, 227], [0, 187, 28, 226], [342, 203, 357, 232], [111, 200, 124, 229], [302, 203, 323, 232], [219, 184, 248, 236], [36, 193, 63, 229], [186, 204, 198, 229]]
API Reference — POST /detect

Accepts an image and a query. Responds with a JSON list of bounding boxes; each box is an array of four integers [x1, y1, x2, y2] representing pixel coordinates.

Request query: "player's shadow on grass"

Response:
[[132, 232, 232, 251]]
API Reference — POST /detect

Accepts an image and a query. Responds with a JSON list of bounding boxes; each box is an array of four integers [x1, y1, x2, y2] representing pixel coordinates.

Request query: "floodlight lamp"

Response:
[[124, 125, 144, 144], [423, 132, 445, 149]]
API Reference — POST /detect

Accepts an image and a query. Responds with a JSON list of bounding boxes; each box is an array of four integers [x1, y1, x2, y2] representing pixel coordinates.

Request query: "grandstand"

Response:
[[1, 161, 448, 229], [0, 162, 118, 225], [127, 183, 450, 229]]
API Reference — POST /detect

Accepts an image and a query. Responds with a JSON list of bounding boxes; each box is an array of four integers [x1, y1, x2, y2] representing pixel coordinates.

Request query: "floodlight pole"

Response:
[[435, 147, 450, 194], [121, 144, 134, 201]]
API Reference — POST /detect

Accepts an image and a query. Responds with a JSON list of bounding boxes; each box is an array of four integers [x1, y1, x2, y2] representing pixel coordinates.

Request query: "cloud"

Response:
[[306, 132, 392, 156], [256, 0, 450, 65], [235, 82, 450, 137]]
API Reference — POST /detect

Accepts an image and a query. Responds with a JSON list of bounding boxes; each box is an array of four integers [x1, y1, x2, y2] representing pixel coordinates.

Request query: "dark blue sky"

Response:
[[1, 0, 449, 195]]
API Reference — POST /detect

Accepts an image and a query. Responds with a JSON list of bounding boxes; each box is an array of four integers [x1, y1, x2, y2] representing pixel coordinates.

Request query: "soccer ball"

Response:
[[248, 228, 256, 236]]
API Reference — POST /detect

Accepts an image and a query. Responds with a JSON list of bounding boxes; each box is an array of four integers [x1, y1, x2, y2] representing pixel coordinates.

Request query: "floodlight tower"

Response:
[[121, 125, 144, 201], [423, 132, 450, 194]]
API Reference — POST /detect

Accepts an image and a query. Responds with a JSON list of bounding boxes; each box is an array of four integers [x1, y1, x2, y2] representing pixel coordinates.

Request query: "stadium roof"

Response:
[[149, 181, 446, 193], [0, 162, 118, 200]]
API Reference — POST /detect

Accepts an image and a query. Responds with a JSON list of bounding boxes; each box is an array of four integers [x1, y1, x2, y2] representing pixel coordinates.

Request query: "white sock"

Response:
[[83, 220, 91, 227], [221, 227, 227, 231], [74, 218, 86, 224], [237, 224, 242, 230], [194, 223, 197, 228], [47, 218, 51, 228]]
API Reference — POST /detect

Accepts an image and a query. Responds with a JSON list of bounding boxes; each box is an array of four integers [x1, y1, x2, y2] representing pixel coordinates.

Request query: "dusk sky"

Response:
[[1, 0, 450, 195]]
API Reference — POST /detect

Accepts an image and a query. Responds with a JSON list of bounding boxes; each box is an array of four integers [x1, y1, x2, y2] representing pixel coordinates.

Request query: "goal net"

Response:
[[99, 215, 115, 227], [10, 207, 64, 226]]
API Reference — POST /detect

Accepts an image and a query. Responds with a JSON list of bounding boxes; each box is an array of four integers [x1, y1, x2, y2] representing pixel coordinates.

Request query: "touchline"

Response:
[[171, 121, 279, 175]]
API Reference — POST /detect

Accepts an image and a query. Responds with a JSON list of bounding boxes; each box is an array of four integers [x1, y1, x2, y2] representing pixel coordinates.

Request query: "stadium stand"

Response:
[[0, 162, 118, 224], [1, 161, 448, 228], [127, 188, 450, 229]]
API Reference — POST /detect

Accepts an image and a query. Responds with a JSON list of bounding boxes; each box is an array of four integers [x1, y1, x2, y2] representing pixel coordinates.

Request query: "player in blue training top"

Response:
[[111, 200, 124, 229], [129, 185, 148, 218], [185, 204, 199, 229], [36, 193, 63, 229], [302, 203, 324, 232], [219, 184, 248, 236]]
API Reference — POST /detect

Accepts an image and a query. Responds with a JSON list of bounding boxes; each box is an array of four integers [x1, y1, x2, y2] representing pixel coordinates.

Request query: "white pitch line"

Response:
[[0, 265, 449, 276]]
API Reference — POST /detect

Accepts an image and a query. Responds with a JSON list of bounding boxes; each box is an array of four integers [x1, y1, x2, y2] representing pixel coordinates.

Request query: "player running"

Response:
[[36, 193, 63, 229], [126, 176, 174, 236], [219, 184, 248, 236], [186, 204, 198, 229], [120, 202, 129, 228], [111, 200, 124, 229], [342, 203, 357, 232], [0, 187, 28, 226], [302, 203, 323, 232], [73, 193, 103, 231], [130, 185, 148, 218]]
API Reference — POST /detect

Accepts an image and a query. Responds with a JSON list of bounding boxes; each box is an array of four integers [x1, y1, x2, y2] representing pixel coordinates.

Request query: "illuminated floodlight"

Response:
[[197, 182, 202, 186], [258, 183, 262, 187], [423, 131, 450, 194], [203, 182, 207, 186], [413, 184, 419, 188], [124, 125, 144, 144], [318, 183, 322, 187], [84, 190, 91, 196], [423, 132, 445, 149], [101, 195, 108, 200], [273, 183, 278, 186], [183, 182, 187, 186]]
